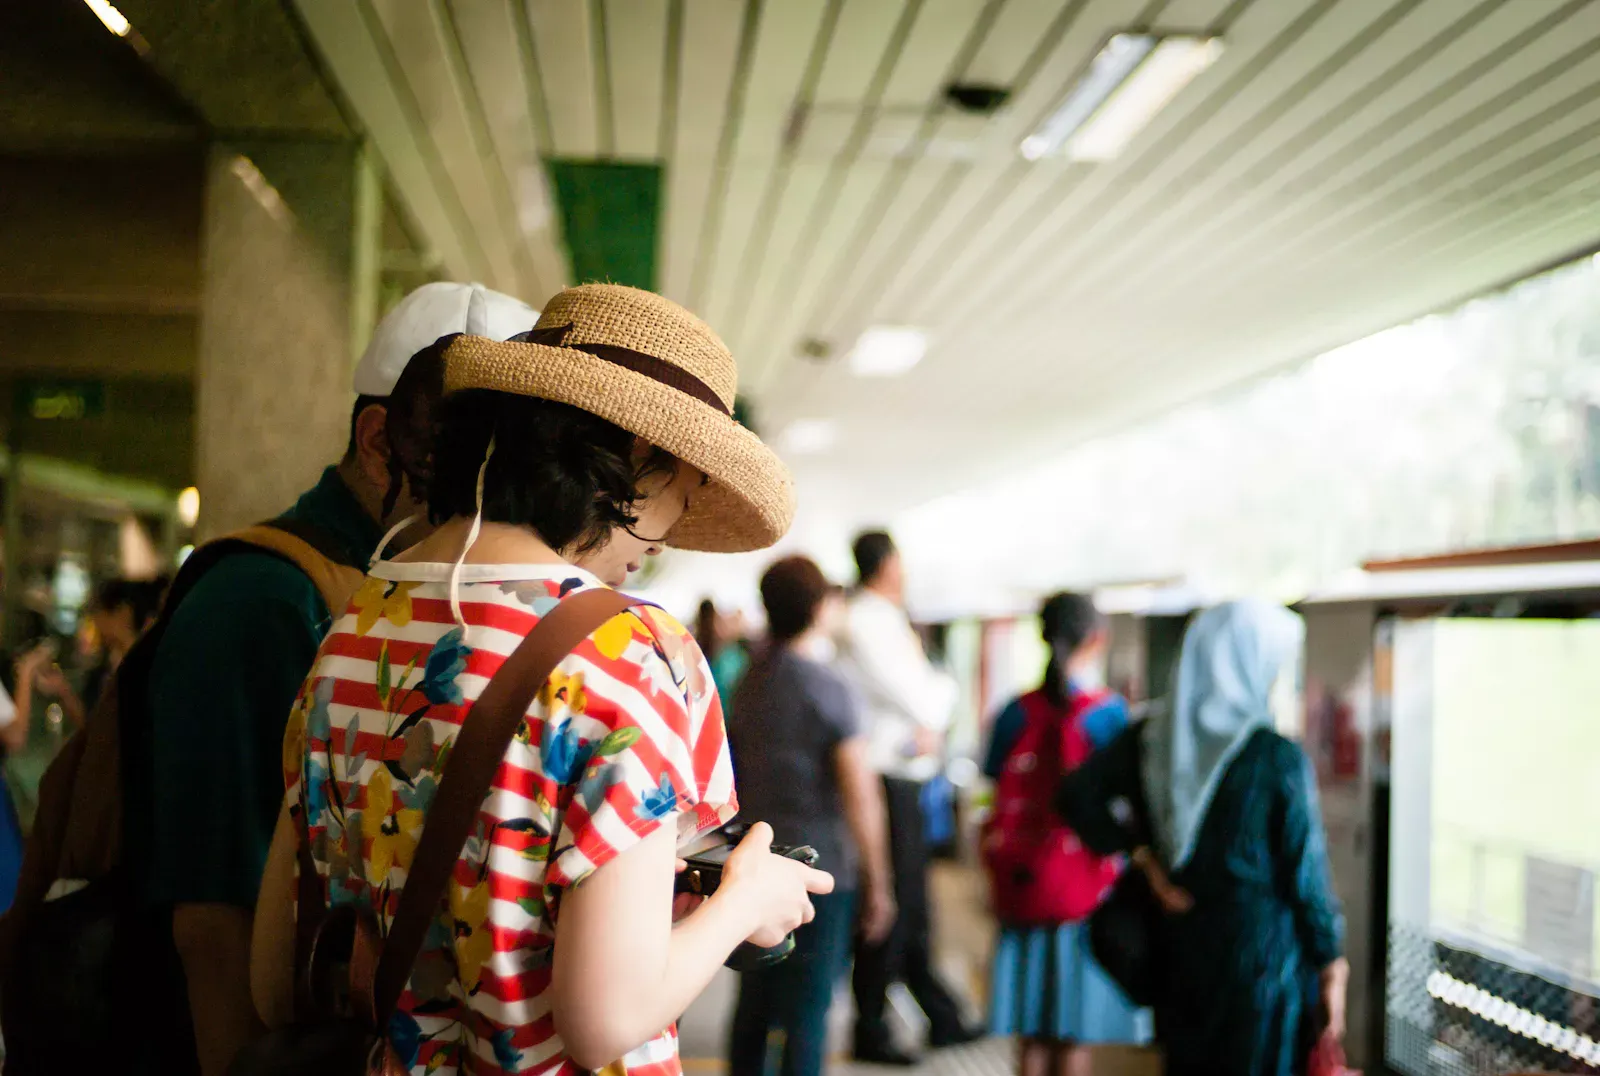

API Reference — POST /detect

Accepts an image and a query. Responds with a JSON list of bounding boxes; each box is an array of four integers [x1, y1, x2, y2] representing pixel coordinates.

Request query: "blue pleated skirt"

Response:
[[988, 920, 1152, 1044]]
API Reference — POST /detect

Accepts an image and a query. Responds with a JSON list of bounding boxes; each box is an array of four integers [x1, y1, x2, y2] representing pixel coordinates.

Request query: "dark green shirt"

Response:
[[141, 467, 382, 909]]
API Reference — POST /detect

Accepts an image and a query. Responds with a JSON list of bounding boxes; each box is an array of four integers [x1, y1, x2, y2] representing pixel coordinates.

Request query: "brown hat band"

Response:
[[510, 322, 731, 416]]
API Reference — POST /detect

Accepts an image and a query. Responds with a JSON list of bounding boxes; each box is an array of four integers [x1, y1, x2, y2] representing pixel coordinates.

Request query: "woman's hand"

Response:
[[716, 822, 835, 947], [1321, 957, 1350, 1042], [672, 859, 703, 922], [1132, 846, 1194, 914], [858, 873, 897, 945]]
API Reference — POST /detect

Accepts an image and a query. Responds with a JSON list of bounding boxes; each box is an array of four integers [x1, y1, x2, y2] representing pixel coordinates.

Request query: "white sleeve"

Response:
[[0, 682, 16, 730], [845, 601, 956, 732]]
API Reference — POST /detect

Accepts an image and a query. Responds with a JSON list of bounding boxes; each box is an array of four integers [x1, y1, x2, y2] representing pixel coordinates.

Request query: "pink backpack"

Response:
[[981, 689, 1120, 925]]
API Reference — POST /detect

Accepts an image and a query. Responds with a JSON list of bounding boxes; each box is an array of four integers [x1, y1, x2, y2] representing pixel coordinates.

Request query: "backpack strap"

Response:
[[328, 587, 645, 1031], [228, 520, 367, 620]]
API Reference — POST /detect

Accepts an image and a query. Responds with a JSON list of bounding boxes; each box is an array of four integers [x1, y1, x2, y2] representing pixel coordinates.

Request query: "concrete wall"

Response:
[[194, 146, 359, 536]]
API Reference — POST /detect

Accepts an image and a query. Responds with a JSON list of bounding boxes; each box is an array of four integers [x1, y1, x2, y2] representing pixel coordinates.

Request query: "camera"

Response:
[[675, 825, 819, 971]]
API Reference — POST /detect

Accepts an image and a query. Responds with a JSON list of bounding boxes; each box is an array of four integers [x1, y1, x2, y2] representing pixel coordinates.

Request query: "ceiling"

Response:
[[292, 0, 1600, 537]]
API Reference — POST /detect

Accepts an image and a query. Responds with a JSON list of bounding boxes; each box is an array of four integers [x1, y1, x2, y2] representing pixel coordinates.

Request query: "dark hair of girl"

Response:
[[695, 599, 722, 660], [760, 556, 833, 643], [1039, 591, 1102, 706], [428, 390, 677, 553]]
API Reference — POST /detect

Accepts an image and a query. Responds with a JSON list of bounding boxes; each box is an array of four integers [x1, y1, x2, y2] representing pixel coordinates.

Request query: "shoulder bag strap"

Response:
[[366, 587, 644, 1027]]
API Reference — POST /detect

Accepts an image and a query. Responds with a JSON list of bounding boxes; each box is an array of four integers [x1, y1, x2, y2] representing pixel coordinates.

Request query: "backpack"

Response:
[[0, 518, 366, 1076], [980, 688, 1121, 926]]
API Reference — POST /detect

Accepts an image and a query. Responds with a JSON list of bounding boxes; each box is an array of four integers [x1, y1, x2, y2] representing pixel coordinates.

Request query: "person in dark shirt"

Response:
[[727, 555, 895, 1076]]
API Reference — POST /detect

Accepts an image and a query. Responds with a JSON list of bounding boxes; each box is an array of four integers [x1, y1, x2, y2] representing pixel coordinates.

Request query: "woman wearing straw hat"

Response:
[[254, 285, 833, 1076]]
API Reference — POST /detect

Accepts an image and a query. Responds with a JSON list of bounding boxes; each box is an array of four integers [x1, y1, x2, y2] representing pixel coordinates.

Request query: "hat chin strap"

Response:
[[369, 513, 423, 568], [449, 435, 496, 631]]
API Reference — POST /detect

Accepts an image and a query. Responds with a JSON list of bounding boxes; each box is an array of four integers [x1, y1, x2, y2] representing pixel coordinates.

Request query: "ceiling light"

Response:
[[1020, 33, 1221, 162], [1068, 36, 1224, 161], [83, 0, 131, 36], [849, 326, 928, 378], [777, 419, 839, 456]]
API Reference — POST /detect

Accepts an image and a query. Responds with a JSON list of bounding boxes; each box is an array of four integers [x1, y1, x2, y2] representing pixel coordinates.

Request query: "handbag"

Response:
[[1086, 864, 1163, 1008], [228, 588, 642, 1076]]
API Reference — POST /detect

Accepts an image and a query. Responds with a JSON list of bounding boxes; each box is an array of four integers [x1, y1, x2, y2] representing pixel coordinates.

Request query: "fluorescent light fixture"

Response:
[[83, 0, 131, 36], [777, 419, 839, 456], [849, 326, 928, 378], [1020, 33, 1222, 162]]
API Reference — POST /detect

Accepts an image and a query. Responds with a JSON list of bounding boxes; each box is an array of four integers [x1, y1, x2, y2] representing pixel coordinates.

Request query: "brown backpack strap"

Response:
[[355, 587, 644, 1028], [229, 524, 367, 618]]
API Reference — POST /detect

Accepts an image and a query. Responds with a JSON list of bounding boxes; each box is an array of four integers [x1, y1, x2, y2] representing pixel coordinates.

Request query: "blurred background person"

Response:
[[3, 609, 78, 833], [696, 596, 752, 711], [727, 555, 897, 1076], [837, 530, 978, 1064], [80, 575, 168, 713], [1136, 601, 1347, 1076], [981, 593, 1149, 1076]]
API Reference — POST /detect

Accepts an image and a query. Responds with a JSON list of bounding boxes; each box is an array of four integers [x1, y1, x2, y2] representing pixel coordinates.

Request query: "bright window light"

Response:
[[1067, 36, 1224, 161], [83, 0, 131, 36], [849, 326, 929, 378], [1022, 33, 1155, 161], [777, 419, 839, 456], [176, 486, 200, 528]]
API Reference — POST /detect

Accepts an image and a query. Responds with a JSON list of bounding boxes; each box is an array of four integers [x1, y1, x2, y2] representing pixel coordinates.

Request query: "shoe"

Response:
[[927, 1022, 985, 1049], [852, 1031, 921, 1067]]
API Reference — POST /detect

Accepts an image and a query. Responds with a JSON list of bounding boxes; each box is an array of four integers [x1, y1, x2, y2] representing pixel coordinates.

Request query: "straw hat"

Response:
[[442, 284, 794, 553]]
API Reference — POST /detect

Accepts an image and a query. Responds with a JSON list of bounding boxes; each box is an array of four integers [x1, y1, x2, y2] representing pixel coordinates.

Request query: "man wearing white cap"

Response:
[[131, 283, 536, 1076]]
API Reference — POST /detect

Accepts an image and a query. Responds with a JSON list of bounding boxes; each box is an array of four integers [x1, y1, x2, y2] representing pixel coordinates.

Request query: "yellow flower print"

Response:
[[642, 606, 710, 701], [449, 878, 494, 994], [352, 577, 420, 636], [282, 700, 306, 783], [589, 612, 639, 661], [537, 669, 588, 716], [364, 767, 423, 883]]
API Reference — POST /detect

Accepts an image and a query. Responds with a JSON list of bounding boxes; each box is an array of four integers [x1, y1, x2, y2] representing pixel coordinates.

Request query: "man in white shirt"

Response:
[[837, 531, 980, 1064]]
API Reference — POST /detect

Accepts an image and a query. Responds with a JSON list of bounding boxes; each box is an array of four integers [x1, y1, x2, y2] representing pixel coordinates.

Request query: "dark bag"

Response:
[[228, 587, 643, 1076], [0, 519, 366, 1076], [1054, 718, 1166, 1007]]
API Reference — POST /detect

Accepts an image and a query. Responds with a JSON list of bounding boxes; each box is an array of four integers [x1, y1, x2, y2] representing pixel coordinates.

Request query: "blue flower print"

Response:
[[420, 628, 472, 705], [306, 677, 335, 742], [304, 753, 331, 821], [489, 1026, 521, 1071], [388, 1010, 422, 1069], [577, 762, 623, 815], [540, 720, 594, 785], [639, 774, 678, 820], [398, 773, 438, 813]]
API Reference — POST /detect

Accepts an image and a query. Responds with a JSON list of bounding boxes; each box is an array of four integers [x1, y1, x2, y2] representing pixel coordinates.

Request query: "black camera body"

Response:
[[675, 827, 819, 970]]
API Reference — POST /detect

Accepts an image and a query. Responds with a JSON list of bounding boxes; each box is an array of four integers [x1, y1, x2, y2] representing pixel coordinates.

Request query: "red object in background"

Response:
[[1331, 696, 1360, 779], [1308, 1036, 1359, 1076]]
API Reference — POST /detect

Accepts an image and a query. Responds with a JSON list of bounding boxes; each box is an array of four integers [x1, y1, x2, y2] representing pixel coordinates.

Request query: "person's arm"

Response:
[[552, 821, 832, 1070], [1273, 741, 1348, 1039], [845, 601, 956, 732], [0, 658, 30, 754], [147, 558, 325, 1076], [981, 699, 1027, 781], [250, 799, 297, 1030], [835, 737, 895, 942], [31, 664, 86, 728]]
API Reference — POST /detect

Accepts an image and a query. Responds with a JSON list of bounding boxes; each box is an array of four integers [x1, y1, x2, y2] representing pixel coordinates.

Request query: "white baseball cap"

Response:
[[353, 281, 538, 397]]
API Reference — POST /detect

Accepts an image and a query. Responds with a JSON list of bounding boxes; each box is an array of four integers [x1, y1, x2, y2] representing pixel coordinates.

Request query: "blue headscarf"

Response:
[[1141, 600, 1304, 869]]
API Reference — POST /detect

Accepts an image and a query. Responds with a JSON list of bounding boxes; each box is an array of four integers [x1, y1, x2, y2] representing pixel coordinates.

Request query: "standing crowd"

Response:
[[0, 279, 1344, 1076]]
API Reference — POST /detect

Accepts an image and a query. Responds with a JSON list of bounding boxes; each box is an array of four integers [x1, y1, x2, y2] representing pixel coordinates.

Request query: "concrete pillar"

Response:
[[194, 139, 382, 538]]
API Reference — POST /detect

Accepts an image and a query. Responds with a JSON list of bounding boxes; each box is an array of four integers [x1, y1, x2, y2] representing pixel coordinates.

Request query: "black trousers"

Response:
[[852, 776, 966, 1041]]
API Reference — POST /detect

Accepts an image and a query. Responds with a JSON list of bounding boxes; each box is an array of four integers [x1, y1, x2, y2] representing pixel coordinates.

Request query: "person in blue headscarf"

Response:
[[1137, 600, 1347, 1076]]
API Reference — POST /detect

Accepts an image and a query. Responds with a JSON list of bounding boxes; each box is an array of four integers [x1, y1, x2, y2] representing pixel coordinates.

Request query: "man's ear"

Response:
[[352, 401, 392, 489]]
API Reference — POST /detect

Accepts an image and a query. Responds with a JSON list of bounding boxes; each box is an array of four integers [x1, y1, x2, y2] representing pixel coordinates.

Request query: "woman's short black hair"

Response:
[[760, 556, 833, 642], [852, 530, 897, 587], [1039, 591, 1103, 654], [428, 390, 677, 553]]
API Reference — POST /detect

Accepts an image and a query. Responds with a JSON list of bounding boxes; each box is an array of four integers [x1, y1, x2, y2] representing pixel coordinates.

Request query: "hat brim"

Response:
[[443, 335, 794, 553]]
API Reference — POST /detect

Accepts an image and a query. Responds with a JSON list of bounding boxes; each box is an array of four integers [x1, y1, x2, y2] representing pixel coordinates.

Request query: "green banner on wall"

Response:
[[545, 159, 662, 291]]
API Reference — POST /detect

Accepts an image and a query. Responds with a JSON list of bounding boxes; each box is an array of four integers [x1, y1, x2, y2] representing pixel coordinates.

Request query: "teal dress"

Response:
[[1158, 729, 1344, 1076], [709, 642, 749, 716]]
